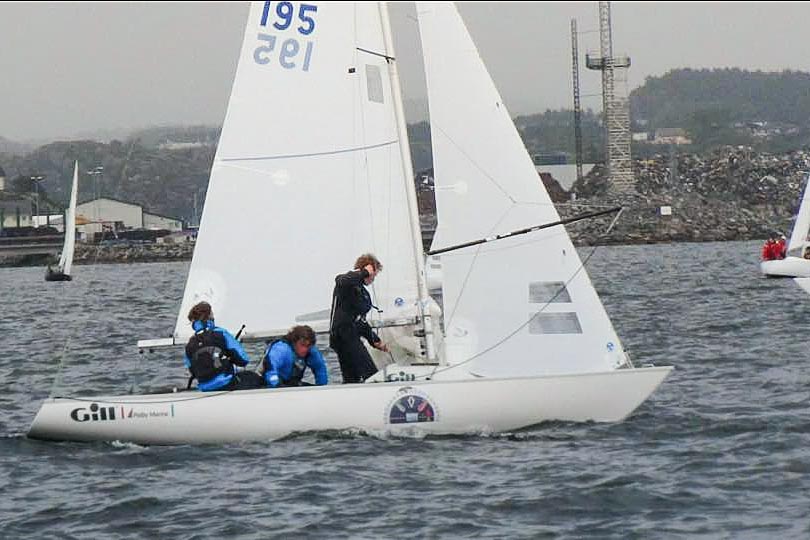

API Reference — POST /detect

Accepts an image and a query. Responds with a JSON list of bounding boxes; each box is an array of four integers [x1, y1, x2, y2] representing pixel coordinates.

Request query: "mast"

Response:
[[378, 1, 438, 364]]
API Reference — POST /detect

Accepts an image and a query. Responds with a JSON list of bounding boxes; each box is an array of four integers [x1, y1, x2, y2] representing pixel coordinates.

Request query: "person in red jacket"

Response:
[[762, 237, 776, 260], [776, 235, 787, 259]]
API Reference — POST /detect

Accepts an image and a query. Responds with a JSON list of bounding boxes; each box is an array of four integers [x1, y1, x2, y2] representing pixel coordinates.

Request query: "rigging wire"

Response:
[[432, 123, 516, 204], [441, 205, 513, 330], [50, 215, 108, 398]]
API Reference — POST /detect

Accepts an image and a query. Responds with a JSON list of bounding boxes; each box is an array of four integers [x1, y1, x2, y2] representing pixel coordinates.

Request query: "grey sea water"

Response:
[[2, 240, 809, 539]]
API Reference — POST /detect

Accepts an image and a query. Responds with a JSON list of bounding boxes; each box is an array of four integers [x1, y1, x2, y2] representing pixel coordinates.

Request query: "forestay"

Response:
[[787, 172, 810, 254], [58, 161, 79, 275], [417, 2, 627, 376], [174, 2, 422, 342]]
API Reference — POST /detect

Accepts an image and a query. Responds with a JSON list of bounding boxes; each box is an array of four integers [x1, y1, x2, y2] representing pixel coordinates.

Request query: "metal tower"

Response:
[[570, 19, 584, 185], [586, 1, 633, 192]]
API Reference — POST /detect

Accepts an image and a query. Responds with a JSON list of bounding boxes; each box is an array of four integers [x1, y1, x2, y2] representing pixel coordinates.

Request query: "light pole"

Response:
[[86, 166, 104, 201], [86, 166, 104, 229], [30, 174, 45, 227]]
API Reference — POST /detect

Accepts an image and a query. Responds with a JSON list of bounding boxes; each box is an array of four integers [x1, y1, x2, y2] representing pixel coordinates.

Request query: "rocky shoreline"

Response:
[[72, 242, 196, 264], [0, 242, 196, 268], [3, 145, 807, 267], [562, 145, 809, 246]]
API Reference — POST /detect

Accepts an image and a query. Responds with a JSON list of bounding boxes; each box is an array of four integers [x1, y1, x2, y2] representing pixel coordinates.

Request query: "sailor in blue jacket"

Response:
[[262, 325, 328, 387], [183, 301, 264, 391]]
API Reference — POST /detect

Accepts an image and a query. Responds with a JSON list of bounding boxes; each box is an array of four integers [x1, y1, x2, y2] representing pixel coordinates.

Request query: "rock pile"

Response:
[[73, 242, 195, 264], [566, 146, 810, 245]]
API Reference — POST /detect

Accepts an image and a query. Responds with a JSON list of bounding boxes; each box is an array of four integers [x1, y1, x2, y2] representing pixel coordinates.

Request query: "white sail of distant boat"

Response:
[[45, 161, 78, 282], [28, 2, 671, 445], [787, 172, 810, 254], [761, 171, 810, 277]]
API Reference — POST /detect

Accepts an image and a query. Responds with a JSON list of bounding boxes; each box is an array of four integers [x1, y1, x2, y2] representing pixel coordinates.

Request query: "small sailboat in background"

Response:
[[45, 161, 79, 282], [28, 2, 671, 445], [761, 172, 810, 277]]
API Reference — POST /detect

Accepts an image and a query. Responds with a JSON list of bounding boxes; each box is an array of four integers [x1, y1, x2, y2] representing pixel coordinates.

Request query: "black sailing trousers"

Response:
[[330, 331, 378, 384]]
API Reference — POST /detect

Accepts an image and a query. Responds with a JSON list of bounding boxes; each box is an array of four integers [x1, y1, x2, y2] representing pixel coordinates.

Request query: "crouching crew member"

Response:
[[184, 301, 264, 391], [262, 325, 328, 388]]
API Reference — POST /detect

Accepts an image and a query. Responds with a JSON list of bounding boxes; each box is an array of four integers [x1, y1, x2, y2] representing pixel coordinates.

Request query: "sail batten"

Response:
[[219, 140, 399, 162]]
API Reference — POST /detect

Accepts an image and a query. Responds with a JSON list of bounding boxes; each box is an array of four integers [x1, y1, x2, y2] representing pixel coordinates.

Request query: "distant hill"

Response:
[[127, 125, 221, 148], [0, 139, 214, 222], [7, 66, 810, 223], [515, 109, 604, 162], [0, 124, 431, 222], [630, 68, 810, 151], [0, 136, 35, 155], [631, 68, 810, 127]]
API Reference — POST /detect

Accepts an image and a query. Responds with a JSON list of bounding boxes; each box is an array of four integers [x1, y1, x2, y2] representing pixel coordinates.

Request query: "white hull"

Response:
[[760, 257, 810, 277], [28, 366, 672, 445]]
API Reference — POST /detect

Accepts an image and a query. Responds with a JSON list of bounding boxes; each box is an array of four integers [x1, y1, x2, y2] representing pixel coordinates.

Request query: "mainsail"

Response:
[[417, 2, 628, 376], [787, 172, 810, 254], [58, 161, 79, 275], [174, 2, 422, 342]]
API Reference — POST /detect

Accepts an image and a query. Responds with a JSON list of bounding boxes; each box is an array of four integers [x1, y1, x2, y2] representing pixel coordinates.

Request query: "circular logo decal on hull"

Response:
[[385, 387, 437, 424]]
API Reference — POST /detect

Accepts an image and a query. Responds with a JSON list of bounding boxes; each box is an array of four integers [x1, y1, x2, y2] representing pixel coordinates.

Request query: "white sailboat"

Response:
[[45, 161, 79, 282], [28, 2, 672, 445], [761, 172, 810, 277]]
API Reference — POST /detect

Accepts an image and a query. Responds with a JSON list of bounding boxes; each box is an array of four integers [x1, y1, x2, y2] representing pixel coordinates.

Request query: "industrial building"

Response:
[[67, 197, 184, 237]]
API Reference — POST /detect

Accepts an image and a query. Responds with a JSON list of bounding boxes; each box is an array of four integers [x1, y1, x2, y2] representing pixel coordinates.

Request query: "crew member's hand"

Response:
[[373, 341, 389, 353], [364, 263, 377, 278]]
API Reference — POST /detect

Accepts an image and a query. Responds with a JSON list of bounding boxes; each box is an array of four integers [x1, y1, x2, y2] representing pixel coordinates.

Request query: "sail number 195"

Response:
[[254, 2, 317, 72]]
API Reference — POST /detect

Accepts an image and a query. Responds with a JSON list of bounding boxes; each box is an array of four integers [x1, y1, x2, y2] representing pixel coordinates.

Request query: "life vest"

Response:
[[264, 339, 308, 386], [185, 328, 234, 383], [329, 270, 379, 336]]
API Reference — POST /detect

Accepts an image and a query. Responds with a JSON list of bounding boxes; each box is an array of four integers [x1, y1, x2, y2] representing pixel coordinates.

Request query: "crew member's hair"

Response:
[[285, 325, 317, 345], [354, 253, 383, 272], [188, 301, 213, 322]]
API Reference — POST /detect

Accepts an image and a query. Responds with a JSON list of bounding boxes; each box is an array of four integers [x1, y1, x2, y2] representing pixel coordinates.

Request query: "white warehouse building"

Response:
[[72, 197, 184, 236]]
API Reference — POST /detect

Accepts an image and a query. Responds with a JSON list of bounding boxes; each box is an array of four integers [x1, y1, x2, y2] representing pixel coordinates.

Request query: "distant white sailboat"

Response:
[[28, 2, 671, 445], [45, 161, 79, 282], [761, 172, 810, 277]]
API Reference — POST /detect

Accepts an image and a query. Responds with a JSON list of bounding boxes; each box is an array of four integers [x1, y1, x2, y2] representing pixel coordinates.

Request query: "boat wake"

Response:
[[109, 440, 150, 452]]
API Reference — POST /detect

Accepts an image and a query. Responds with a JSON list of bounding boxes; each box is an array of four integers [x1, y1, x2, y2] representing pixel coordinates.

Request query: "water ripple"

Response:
[[4, 243, 810, 537]]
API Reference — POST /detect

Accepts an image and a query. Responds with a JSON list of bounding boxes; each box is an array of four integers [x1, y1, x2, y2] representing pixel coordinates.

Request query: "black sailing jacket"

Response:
[[329, 268, 380, 344]]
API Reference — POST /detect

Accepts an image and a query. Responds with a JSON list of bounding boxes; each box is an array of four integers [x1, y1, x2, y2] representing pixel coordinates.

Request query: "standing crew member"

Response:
[[329, 254, 389, 383], [183, 301, 264, 391]]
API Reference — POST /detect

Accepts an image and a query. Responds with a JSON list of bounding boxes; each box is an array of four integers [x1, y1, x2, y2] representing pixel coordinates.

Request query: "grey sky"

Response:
[[1, 2, 809, 142]]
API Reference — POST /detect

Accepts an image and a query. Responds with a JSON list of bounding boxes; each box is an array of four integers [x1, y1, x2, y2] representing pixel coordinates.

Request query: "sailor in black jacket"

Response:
[[329, 254, 389, 383]]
